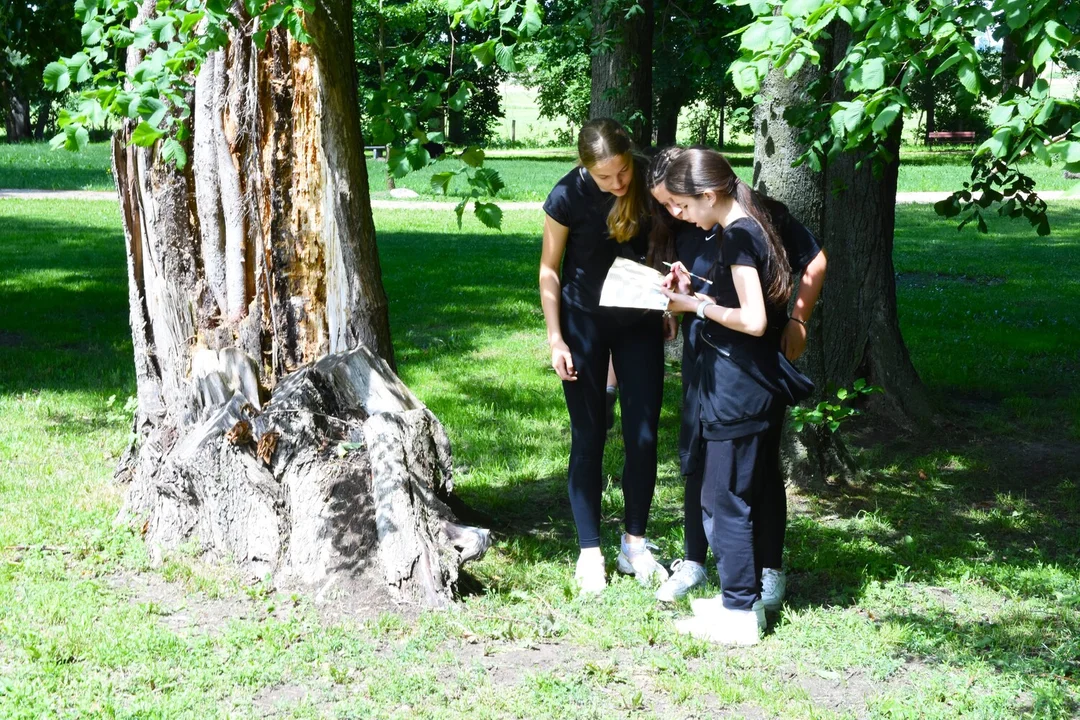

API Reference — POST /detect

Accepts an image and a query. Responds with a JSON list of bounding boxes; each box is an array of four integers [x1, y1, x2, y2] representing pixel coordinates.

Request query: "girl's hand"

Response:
[[550, 339, 577, 381], [662, 262, 693, 295], [663, 312, 678, 341], [662, 289, 712, 316]]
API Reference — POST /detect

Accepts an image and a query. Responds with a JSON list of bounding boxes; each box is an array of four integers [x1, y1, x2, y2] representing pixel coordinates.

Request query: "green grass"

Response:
[[0, 199, 1078, 718], [0, 142, 115, 191], [4, 140, 1076, 200]]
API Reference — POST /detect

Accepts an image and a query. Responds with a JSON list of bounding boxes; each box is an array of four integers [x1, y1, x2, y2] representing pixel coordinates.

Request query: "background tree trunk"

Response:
[[590, 0, 653, 145], [112, 0, 487, 607], [754, 25, 932, 481], [4, 94, 31, 142]]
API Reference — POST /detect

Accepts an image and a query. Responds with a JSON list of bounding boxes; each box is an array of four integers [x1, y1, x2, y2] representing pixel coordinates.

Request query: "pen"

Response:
[[662, 262, 712, 287]]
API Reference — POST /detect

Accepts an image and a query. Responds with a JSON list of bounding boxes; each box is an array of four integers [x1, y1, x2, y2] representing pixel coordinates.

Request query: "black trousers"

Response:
[[561, 304, 664, 549], [701, 432, 768, 610], [683, 417, 785, 568]]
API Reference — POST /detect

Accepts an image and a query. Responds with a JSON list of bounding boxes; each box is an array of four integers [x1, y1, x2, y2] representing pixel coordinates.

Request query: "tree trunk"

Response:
[[4, 93, 31, 142], [33, 100, 51, 141], [590, 0, 653, 146], [754, 26, 932, 481], [653, 88, 683, 147], [112, 1, 488, 607]]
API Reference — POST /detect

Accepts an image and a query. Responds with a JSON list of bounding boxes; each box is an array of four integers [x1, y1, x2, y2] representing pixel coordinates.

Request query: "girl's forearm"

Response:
[[539, 269, 564, 344]]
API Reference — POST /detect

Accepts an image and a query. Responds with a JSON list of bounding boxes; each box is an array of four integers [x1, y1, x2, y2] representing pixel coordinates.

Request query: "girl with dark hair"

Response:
[[647, 147, 827, 609], [539, 118, 673, 594], [655, 147, 816, 644]]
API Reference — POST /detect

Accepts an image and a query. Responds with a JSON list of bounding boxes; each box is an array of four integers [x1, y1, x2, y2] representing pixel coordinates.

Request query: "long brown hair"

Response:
[[663, 148, 793, 305], [577, 118, 646, 244]]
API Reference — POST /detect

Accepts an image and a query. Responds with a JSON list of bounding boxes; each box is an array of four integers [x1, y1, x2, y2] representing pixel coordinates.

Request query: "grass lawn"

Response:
[[4, 141, 1078, 201], [0, 199, 1078, 718]]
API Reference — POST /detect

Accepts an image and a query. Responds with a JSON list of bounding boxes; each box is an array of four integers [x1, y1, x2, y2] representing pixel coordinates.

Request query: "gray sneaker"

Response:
[[616, 538, 669, 586], [655, 559, 708, 602], [760, 568, 786, 611]]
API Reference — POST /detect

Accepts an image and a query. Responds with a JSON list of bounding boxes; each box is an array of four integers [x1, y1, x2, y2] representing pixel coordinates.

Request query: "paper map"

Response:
[[598, 257, 669, 311]]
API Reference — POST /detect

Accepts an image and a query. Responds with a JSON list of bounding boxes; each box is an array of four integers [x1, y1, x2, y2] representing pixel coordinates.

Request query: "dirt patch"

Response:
[[250, 683, 314, 716], [896, 271, 1005, 289], [105, 572, 254, 636], [787, 658, 926, 719]]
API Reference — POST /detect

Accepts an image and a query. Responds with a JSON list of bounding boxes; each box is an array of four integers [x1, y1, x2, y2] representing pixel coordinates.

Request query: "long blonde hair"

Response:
[[577, 118, 646, 243]]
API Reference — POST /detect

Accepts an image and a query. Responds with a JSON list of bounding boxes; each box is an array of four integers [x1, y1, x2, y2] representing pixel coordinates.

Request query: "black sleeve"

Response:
[[722, 223, 766, 271], [780, 214, 822, 274], [543, 181, 574, 227]]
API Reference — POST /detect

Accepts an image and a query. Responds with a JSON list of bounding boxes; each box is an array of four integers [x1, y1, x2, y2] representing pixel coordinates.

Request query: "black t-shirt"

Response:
[[543, 165, 649, 311]]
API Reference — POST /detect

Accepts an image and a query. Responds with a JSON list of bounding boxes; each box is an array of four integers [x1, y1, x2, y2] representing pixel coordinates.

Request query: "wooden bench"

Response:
[[927, 131, 976, 146]]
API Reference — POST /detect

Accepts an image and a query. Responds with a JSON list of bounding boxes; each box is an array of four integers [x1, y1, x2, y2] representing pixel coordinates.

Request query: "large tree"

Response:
[[732, 0, 1080, 441], [47, 0, 538, 606], [0, 0, 80, 141]]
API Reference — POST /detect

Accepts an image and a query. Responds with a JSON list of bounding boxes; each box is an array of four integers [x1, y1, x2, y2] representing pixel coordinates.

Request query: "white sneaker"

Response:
[[690, 595, 766, 631], [655, 559, 708, 602], [616, 538, 670, 586], [761, 568, 786, 611], [675, 603, 764, 646], [575, 553, 607, 595]]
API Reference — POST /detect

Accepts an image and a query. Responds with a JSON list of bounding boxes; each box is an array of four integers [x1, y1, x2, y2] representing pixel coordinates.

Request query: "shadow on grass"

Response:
[[0, 213, 132, 396]]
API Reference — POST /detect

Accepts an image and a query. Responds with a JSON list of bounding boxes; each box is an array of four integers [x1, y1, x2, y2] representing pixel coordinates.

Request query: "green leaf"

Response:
[[782, 0, 823, 16], [957, 61, 979, 96], [932, 52, 963, 78], [848, 57, 885, 92], [934, 194, 961, 218], [262, 2, 287, 27], [1052, 140, 1080, 164], [989, 104, 1014, 127], [1045, 20, 1073, 44], [741, 21, 771, 52], [43, 62, 70, 93], [1032, 38, 1054, 70], [872, 103, 901, 134], [784, 52, 807, 78], [447, 85, 471, 113], [1031, 139, 1052, 166], [494, 42, 518, 73], [498, 1, 518, 25], [138, 97, 168, 128], [836, 387, 848, 400], [459, 146, 485, 168], [161, 138, 187, 168], [454, 199, 467, 229], [286, 9, 311, 43], [131, 120, 165, 146], [387, 147, 412, 179], [470, 167, 505, 196], [470, 39, 497, 68], [518, 0, 542, 37], [474, 202, 502, 229], [146, 17, 175, 43], [430, 172, 455, 195]]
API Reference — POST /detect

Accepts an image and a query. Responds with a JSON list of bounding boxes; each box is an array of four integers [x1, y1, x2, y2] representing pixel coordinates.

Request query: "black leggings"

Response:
[[561, 304, 664, 549], [683, 419, 785, 567]]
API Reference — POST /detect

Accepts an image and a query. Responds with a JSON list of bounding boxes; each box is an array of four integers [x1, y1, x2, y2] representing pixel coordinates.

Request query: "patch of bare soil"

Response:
[[104, 572, 253, 636], [787, 657, 928, 720]]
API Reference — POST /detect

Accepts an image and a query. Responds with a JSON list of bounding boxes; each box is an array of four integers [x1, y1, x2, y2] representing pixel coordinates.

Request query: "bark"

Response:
[[4, 93, 31, 142], [112, 1, 485, 607], [33, 101, 51, 141], [590, 0, 653, 146], [754, 25, 932, 482], [654, 91, 681, 147]]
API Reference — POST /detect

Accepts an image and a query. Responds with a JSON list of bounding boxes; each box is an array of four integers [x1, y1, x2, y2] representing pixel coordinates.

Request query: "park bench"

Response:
[[366, 145, 387, 160], [927, 130, 976, 146]]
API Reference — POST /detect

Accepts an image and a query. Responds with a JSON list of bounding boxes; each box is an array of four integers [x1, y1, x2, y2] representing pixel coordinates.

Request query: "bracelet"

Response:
[[789, 316, 807, 327], [696, 300, 715, 320]]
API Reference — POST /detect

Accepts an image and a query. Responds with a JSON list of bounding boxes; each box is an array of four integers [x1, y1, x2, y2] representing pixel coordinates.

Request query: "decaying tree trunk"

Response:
[[754, 25, 932, 483], [113, 0, 488, 607]]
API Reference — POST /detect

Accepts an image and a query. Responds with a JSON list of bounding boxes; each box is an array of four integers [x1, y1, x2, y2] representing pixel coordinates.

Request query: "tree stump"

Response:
[[119, 345, 490, 608]]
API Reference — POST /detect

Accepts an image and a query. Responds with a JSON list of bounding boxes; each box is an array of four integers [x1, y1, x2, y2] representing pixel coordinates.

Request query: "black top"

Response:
[[673, 211, 820, 467], [543, 165, 650, 311]]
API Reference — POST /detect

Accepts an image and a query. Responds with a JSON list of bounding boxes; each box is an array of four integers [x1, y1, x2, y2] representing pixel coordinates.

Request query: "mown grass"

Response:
[[0, 199, 1077, 718], [4, 141, 1078, 200]]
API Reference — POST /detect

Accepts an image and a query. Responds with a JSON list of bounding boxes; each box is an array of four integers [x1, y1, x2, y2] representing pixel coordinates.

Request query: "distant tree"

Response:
[[0, 0, 80, 142]]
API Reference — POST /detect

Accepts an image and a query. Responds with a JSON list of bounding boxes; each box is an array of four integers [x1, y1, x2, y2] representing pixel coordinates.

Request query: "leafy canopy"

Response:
[[725, 0, 1080, 234]]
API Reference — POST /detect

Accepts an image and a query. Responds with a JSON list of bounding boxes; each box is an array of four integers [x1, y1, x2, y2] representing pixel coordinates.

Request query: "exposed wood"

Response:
[[112, 3, 475, 607]]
